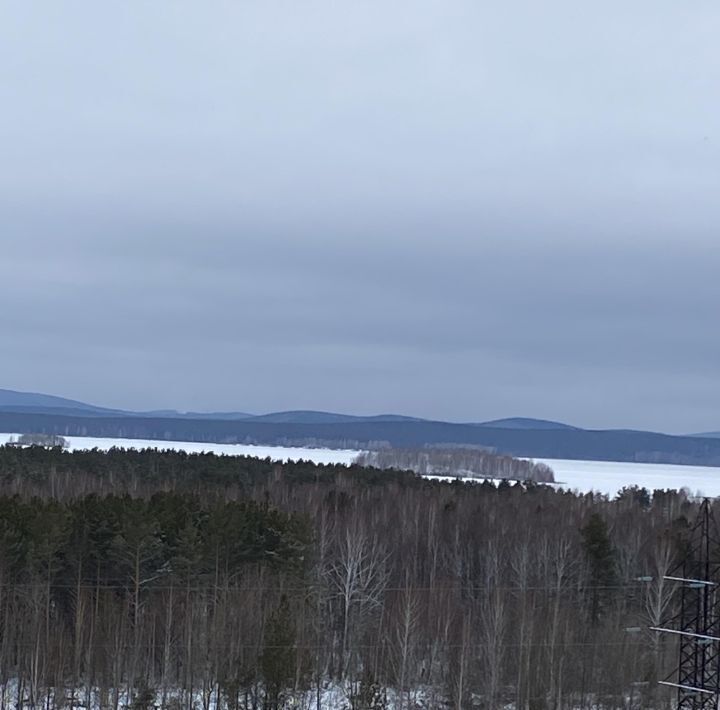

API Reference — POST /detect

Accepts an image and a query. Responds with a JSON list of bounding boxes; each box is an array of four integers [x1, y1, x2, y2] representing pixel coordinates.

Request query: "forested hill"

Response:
[[3, 409, 720, 465], [0, 444, 700, 708]]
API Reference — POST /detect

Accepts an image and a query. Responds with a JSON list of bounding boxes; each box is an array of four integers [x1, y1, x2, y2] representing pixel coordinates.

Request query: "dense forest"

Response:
[[0, 444, 699, 708]]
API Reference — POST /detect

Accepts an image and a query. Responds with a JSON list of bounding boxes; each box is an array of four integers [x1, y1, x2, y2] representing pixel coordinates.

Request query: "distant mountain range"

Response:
[[0, 389, 255, 420], [2, 388, 720, 467], [0, 389, 556, 427]]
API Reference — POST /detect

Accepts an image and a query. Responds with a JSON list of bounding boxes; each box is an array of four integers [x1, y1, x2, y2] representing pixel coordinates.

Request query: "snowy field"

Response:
[[0, 433, 360, 466], [1, 433, 720, 498]]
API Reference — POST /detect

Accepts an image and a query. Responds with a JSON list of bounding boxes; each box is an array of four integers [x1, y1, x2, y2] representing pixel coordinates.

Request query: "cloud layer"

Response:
[[1, 1, 718, 431]]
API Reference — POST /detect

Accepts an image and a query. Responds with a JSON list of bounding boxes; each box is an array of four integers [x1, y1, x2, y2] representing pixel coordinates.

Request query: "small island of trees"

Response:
[[356, 447, 555, 482], [6, 432, 68, 448]]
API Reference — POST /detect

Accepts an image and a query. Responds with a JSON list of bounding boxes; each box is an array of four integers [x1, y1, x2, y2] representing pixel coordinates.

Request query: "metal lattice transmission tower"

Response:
[[652, 499, 720, 708]]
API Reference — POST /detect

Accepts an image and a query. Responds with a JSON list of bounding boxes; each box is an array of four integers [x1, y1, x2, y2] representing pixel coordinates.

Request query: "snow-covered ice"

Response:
[[423, 459, 720, 498], [534, 457, 720, 498]]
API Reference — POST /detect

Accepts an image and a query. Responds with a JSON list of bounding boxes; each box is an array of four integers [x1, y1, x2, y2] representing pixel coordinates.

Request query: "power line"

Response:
[[0, 582, 655, 592], [0, 641, 654, 650]]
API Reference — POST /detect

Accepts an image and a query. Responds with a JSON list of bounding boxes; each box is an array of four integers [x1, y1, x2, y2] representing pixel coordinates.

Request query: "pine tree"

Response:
[[581, 513, 618, 623]]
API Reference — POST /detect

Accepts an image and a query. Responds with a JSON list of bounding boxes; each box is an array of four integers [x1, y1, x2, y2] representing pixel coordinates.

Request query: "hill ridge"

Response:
[[3, 388, 719, 466]]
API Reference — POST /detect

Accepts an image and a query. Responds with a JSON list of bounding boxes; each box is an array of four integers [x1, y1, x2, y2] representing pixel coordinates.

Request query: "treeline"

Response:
[[355, 448, 555, 482], [6, 410, 720, 465], [0, 445, 412, 499], [0, 445, 696, 708], [6, 432, 68, 448]]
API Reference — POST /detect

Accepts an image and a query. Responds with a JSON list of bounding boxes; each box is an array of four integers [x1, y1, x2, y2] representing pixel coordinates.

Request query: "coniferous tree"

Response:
[[581, 513, 618, 623]]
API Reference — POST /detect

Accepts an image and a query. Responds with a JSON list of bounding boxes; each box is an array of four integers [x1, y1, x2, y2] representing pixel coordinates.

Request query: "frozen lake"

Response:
[[1, 434, 719, 497], [407, 458, 720, 498], [533, 457, 720, 498]]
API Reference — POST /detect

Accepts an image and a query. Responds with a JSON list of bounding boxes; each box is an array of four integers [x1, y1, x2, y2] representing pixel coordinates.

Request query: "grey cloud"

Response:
[[1, 0, 719, 431]]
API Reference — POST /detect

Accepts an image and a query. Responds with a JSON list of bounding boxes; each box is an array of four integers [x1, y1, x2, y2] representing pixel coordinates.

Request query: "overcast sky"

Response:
[[1, 1, 719, 432]]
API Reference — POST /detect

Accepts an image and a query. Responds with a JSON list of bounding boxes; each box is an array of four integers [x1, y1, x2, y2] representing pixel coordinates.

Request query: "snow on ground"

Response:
[[0, 433, 360, 466], [2, 433, 720, 498], [0, 681, 439, 710]]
